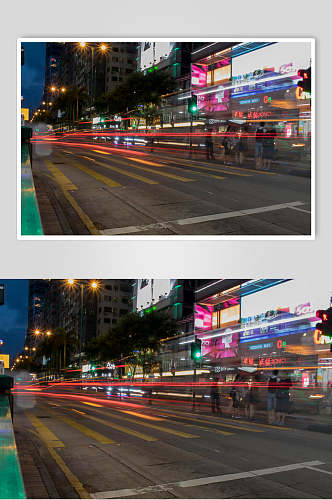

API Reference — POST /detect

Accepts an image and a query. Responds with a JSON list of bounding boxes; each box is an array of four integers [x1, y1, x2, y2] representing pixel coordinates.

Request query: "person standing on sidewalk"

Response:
[[205, 128, 215, 160], [255, 122, 266, 169], [276, 374, 292, 425], [210, 378, 221, 415], [267, 369, 279, 424]]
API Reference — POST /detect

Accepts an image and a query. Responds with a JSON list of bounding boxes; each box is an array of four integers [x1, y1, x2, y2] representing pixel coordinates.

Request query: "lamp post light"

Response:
[[66, 279, 100, 369], [78, 42, 109, 118]]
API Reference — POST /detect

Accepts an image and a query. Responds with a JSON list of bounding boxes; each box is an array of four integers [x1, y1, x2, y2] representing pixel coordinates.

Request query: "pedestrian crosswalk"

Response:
[[28, 400, 291, 452], [55, 147, 276, 191]]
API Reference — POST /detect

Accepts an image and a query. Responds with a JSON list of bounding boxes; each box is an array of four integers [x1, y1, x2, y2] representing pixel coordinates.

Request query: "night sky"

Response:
[[21, 42, 46, 113], [0, 280, 29, 361]]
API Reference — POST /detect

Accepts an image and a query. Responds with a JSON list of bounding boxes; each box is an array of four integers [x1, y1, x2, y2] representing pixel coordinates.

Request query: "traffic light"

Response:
[[297, 67, 311, 97], [315, 308, 332, 337], [188, 95, 198, 114], [191, 339, 202, 361]]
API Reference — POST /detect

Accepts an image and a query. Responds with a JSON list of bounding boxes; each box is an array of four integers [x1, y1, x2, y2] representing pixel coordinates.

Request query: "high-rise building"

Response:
[[104, 42, 137, 94], [42, 42, 65, 104], [26, 279, 49, 346], [96, 279, 132, 337]]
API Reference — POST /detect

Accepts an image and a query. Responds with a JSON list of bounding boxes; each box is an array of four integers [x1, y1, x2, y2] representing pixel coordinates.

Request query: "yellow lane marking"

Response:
[[45, 161, 77, 191], [218, 417, 291, 431], [147, 161, 226, 180], [183, 422, 233, 437], [53, 414, 116, 445], [25, 411, 65, 448], [72, 409, 86, 415], [189, 164, 251, 177], [45, 159, 100, 235], [81, 402, 103, 408], [124, 157, 164, 167], [159, 411, 264, 433], [70, 160, 121, 188], [120, 410, 165, 422], [79, 412, 157, 442], [124, 157, 194, 182], [93, 407, 198, 439], [47, 447, 90, 498], [216, 164, 276, 176], [92, 149, 112, 155], [89, 158, 159, 185]]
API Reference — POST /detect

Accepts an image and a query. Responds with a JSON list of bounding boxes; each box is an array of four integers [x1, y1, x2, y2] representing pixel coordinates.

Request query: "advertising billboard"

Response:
[[202, 331, 239, 360], [194, 303, 213, 331], [0, 354, 10, 369], [231, 42, 311, 82], [136, 279, 176, 310], [140, 42, 175, 71]]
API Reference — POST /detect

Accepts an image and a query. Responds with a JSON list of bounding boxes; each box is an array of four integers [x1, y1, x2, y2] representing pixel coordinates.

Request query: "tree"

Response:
[[84, 311, 179, 378], [94, 71, 176, 126], [52, 86, 88, 125]]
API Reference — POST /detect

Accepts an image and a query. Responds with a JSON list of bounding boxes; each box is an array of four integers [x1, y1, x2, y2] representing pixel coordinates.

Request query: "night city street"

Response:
[[20, 40, 313, 236], [2, 278, 332, 498]]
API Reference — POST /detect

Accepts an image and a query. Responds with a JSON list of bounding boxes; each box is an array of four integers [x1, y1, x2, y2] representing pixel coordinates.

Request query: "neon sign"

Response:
[[314, 329, 331, 345], [263, 95, 272, 103], [259, 357, 287, 367]]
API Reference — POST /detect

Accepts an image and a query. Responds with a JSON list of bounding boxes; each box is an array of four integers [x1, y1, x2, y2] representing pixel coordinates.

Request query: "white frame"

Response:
[[17, 37, 315, 241]]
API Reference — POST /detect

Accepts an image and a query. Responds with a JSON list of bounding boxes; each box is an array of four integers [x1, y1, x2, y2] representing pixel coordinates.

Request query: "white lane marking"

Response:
[[306, 466, 332, 476], [100, 201, 304, 235], [175, 201, 304, 226], [288, 205, 311, 214], [91, 460, 324, 498]]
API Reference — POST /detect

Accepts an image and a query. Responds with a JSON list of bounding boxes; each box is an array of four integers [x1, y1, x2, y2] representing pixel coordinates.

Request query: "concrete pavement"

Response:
[[29, 142, 311, 236]]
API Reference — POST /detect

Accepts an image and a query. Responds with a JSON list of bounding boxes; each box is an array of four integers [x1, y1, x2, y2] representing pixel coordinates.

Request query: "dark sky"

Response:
[[0, 280, 29, 362], [21, 42, 46, 113]]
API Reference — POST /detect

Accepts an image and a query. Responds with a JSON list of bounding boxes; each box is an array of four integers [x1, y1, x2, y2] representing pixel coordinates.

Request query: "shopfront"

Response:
[[191, 41, 312, 163]]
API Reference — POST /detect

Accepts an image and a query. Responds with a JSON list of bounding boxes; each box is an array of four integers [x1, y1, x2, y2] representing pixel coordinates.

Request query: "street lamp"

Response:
[[77, 42, 109, 117], [66, 279, 100, 368]]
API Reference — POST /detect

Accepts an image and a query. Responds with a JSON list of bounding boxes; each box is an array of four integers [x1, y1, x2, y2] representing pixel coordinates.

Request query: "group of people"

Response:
[[204, 122, 277, 170], [210, 370, 292, 425]]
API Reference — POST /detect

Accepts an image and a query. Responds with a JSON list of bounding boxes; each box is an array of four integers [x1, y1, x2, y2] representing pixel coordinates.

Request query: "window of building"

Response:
[[120, 309, 128, 315], [121, 297, 128, 304], [112, 67, 119, 73], [112, 56, 119, 62], [111, 76, 118, 81], [104, 307, 112, 313], [104, 318, 110, 323], [113, 47, 119, 52], [125, 68, 132, 74], [127, 59, 133, 65], [105, 285, 112, 290]]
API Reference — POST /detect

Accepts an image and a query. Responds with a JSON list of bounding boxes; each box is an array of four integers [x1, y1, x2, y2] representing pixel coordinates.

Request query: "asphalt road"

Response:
[[13, 387, 332, 498], [29, 141, 311, 236]]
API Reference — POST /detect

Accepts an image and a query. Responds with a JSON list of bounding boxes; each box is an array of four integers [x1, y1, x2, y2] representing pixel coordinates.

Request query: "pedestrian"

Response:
[[205, 128, 215, 160], [275, 374, 292, 425], [267, 369, 279, 424], [210, 378, 221, 414], [255, 122, 266, 169], [230, 382, 241, 418], [262, 126, 276, 170], [237, 127, 248, 166], [246, 375, 259, 420]]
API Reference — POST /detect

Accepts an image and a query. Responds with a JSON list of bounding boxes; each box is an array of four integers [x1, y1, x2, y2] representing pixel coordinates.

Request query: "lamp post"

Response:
[[66, 279, 100, 370], [50, 86, 66, 131], [78, 42, 109, 118]]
